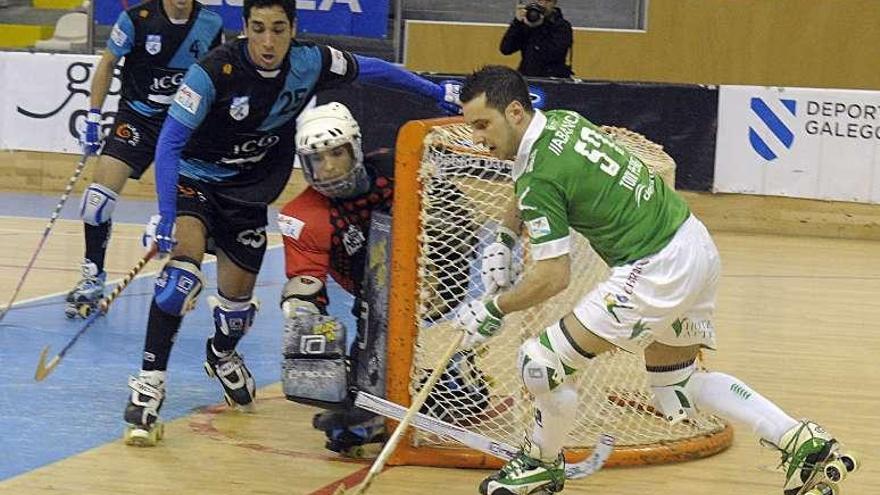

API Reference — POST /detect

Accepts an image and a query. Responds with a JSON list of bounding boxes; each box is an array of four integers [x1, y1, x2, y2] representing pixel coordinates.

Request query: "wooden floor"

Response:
[[0, 209, 878, 494]]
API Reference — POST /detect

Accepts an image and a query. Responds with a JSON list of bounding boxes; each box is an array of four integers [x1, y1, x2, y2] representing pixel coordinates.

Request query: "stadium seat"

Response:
[[34, 10, 86, 52]]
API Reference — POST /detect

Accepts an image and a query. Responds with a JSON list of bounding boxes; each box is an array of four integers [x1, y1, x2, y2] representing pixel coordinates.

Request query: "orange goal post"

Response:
[[384, 116, 733, 470]]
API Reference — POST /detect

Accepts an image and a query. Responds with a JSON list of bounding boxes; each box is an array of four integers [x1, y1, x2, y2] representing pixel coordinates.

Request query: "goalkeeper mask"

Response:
[[296, 102, 369, 198]]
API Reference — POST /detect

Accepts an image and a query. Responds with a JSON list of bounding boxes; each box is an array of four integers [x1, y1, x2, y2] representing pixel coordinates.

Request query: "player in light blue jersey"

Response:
[[67, 0, 223, 318], [123, 0, 462, 447]]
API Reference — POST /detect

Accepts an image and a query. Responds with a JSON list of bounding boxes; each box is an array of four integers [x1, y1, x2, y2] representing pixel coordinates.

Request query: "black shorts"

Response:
[[176, 176, 268, 274], [101, 103, 164, 179]]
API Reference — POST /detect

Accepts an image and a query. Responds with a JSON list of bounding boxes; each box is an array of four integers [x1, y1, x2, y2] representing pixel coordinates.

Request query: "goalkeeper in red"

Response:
[[455, 65, 858, 495]]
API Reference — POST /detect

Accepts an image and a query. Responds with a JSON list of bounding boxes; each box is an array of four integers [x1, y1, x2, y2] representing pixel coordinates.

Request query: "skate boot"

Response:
[[479, 439, 565, 495], [323, 416, 387, 458], [763, 420, 861, 495], [65, 259, 105, 318], [123, 370, 166, 447], [203, 338, 256, 411]]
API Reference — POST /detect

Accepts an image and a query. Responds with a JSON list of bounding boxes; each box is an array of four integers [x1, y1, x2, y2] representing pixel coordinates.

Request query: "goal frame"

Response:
[[384, 117, 733, 470]]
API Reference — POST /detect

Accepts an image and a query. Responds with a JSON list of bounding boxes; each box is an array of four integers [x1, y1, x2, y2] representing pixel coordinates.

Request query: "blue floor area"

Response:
[[0, 228, 353, 481]]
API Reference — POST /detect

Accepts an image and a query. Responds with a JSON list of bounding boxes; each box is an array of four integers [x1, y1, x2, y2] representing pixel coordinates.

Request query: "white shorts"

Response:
[[572, 215, 720, 354]]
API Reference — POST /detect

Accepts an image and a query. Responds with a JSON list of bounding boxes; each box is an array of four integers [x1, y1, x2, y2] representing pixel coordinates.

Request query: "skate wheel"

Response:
[[124, 424, 162, 447], [823, 459, 847, 484], [344, 446, 365, 458], [77, 304, 92, 318], [838, 451, 860, 473], [64, 305, 78, 319]]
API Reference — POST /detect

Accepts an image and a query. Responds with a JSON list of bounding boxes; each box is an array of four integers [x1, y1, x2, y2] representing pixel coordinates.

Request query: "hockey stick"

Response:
[[34, 247, 157, 381], [335, 333, 465, 495], [355, 391, 615, 480], [0, 153, 90, 324]]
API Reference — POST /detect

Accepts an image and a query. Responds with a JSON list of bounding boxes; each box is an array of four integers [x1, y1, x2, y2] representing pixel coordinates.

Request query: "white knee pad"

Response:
[[80, 183, 118, 226], [518, 337, 569, 396], [647, 361, 698, 424]]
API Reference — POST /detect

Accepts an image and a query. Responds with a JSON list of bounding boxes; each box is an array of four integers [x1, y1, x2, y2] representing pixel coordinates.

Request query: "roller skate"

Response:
[[762, 420, 861, 495], [203, 338, 256, 411], [123, 370, 166, 447], [322, 415, 386, 458], [479, 438, 565, 495], [64, 259, 105, 318]]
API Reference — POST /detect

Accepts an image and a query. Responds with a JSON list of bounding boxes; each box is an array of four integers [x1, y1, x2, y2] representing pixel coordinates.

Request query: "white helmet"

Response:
[[295, 102, 368, 198]]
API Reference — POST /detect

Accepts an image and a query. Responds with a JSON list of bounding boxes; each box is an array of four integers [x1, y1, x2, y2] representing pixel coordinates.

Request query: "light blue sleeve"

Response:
[[167, 64, 216, 130], [106, 11, 135, 57]]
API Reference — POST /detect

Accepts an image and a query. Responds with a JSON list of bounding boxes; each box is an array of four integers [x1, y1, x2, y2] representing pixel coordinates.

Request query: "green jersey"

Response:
[[514, 110, 690, 267]]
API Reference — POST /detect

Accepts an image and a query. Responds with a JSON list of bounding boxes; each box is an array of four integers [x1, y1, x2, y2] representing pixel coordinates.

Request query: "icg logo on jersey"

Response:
[[223, 134, 280, 166], [748, 97, 796, 161], [150, 72, 185, 93]]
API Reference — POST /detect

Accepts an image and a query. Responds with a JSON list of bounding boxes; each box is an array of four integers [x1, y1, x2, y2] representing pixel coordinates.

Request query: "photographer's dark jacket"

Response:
[[500, 7, 573, 78]]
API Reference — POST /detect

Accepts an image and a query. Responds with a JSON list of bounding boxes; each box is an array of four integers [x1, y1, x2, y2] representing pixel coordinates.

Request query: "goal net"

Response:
[[384, 117, 733, 470]]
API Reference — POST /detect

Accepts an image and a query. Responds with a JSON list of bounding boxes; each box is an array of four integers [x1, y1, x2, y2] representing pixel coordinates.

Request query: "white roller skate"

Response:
[[203, 338, 256, 411], [123, 370, 166, 447], [65, 259, 105, 318], [763, 420, 861, 495], [479, 439, 565, 495]]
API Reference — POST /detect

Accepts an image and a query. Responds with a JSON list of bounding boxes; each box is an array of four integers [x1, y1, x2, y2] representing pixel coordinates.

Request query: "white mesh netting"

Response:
[[406, 122, 730, 465]]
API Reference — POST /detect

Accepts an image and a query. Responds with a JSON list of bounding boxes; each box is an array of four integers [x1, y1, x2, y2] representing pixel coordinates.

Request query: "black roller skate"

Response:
[[65, 259, 105, 318], [123, 370, 166, 447], [322, 416, 386, 458], [203, 338, 256, 411]]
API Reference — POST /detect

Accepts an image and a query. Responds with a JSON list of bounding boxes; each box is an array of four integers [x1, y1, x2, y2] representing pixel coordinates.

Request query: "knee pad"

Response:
[[208, 293, 259, 339], [281, 275, 328, 317], [153, 258, 206, 316], [518, 337, 571, 396], [79, 183, 118, 226], [282, 313, 349, 408], [647, 360, 698, 424]]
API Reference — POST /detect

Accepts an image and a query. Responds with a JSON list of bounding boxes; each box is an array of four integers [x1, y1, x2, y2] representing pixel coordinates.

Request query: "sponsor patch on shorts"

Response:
[[174, 84, 201, 115], [278, 214, 306, 240], [527, 216, 551, 238]]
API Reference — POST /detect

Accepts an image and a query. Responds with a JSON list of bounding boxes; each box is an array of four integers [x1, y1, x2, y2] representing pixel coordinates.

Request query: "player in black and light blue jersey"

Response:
[[67, 0, 223, 319], [121, 0, 463, 446]]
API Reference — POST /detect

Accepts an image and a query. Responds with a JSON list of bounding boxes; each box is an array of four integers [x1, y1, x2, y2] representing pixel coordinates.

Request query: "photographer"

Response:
[[500, 0, 574, 78]]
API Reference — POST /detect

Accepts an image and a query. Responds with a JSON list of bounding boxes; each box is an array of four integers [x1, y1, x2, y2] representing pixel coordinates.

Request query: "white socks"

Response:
[[531, 382, 579, 461], [689, 371, 799, 445]]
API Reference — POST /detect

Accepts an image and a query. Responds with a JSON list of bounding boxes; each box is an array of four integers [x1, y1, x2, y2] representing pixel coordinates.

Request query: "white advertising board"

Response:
[[716, 85, 880, 203], [0, 51, 120, 153]]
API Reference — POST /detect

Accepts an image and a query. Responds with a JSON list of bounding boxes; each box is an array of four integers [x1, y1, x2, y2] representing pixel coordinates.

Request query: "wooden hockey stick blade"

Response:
[[355, 391, 616, 480], [34, 346, 59, 381]]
